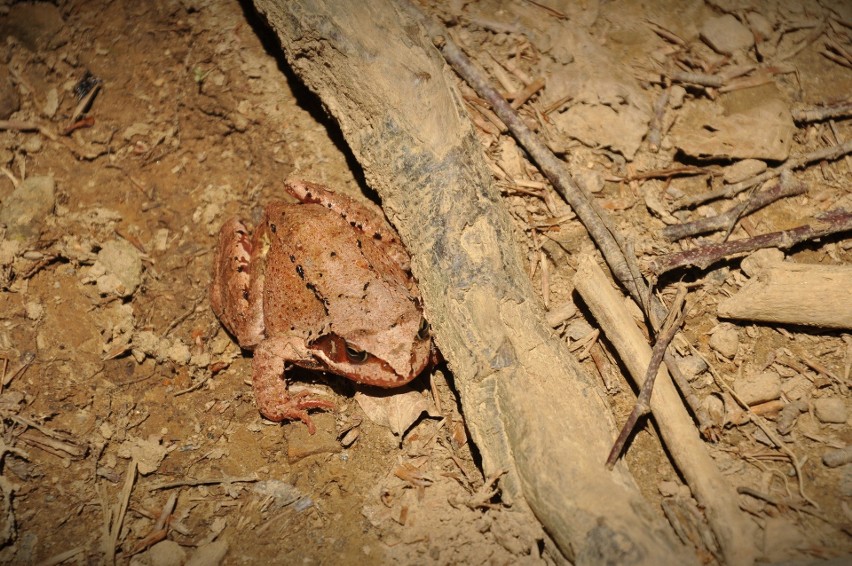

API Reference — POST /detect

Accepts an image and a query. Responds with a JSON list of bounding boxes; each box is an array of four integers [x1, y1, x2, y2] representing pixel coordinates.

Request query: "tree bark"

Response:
[[251, 1, 692, 563]]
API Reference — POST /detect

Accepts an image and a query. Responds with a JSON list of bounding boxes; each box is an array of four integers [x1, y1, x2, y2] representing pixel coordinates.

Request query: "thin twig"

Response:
[[130, 492, 177, 555], [0, 119, 57, 140], [607, 287, 687, 469], [105, 459, 137, 565], [663, 176, 807, 241], [736, 486, 837, 527], [1, 352, 35, 388], [646, 85, 669, 153], [792, 101, 852, 123], [150, 476, 258, 491], [650, 209, 852, 275], [674, 140, 852, 209], [699, 348, 817, 508]]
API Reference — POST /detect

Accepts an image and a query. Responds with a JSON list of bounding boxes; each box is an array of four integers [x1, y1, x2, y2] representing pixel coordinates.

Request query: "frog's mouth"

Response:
[[309, 333, 418, 388]]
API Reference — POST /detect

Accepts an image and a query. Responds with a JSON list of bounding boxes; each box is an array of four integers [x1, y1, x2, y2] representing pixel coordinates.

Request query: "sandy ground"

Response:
[[0, 0, 850, 564]]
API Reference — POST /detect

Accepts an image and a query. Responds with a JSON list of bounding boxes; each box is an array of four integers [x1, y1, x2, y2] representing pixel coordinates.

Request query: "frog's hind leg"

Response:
[[252, 339, 335, 435], [210, 218, 265, 348]]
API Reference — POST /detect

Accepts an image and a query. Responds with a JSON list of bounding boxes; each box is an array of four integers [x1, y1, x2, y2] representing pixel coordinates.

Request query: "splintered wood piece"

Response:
[[718, 262, 852, 329], [575, 256, 757, 564]]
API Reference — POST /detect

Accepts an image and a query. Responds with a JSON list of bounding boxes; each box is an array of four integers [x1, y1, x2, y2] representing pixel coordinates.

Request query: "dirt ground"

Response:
[[0, 0, 850, 564]]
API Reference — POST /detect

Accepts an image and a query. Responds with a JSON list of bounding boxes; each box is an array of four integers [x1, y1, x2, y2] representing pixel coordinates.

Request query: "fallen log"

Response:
[[252, 1, 692, 562]]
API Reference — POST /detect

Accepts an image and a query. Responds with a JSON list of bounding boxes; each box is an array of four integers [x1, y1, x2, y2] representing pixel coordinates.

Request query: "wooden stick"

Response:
[[674, 141, 852, 209], [650, 209, 852, 275], [575, 256, 757, 563], [663, 176, 807, 241], [718, 262, 852, 329], [606, 287, 687, 468]]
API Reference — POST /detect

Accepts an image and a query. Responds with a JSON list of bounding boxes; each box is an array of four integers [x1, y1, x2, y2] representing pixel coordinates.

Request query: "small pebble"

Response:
[[723, 159, 767, 184], [0, 175, 56, 241], [142, 540, 186, 566], [822, 446, 852, 468], [187, 540, 228, 566], [678, 354, 708, 380], [25, 302, 44, 321], [734, 370, 781, 406], [813, 397, 848, 424], [700, 14, 753, 55], [740, 248, 783, 277], [709, 323, 739, 359]]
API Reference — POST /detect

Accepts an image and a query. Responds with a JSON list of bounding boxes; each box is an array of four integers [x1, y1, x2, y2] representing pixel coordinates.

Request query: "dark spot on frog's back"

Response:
[[296, 265, 305, 279], [270, 223, 277, 233], [373, 232, 382, 240], [329, 251, 336, 257], [289, 254, 295, 263]]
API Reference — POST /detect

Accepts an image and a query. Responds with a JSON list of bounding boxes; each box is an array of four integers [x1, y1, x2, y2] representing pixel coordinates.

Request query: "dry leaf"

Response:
[[355, 388, 431, 437]]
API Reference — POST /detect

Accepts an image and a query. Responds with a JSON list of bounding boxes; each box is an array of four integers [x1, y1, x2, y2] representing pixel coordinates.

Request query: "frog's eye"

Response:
[[345, 345, 369, 363], [417, 318, 430, 341]]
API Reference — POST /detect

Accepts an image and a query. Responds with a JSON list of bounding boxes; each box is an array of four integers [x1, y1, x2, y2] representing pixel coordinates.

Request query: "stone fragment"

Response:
[[734, 371, 781, 406], [88, 240, 143, 297], [709, 323, 739, 359], [813, 397, 848, 424], [140, 540, 186, 566], [187, 540, 228, 566], [0, 176, 56, 241], [701, 14, 753, 54], [723, 159, 767, 184]]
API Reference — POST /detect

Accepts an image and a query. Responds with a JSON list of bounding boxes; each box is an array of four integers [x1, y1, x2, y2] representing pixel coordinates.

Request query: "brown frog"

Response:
[[210, 179, 432, 433]]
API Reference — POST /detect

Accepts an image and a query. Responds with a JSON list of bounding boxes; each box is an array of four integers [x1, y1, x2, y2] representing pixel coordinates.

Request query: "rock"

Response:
[[1, 2, 69, 51], [734, 371, 781, 406], [761, 516, 805, 563], [709, 323, 739, 359], [678, 354, 708, 379], [746, 13, 773, 42], [186, 540, 228, 566], [723, 159, 767, 184], [0, 66, 20, 120], [740, 248, 784, 277], [166, 339, 191, 365], [700, 14, 753, 55], [89, 239, 143, 297], [553, 101, 648, 159], [0, 175, 56, 241], [671, 94, 794, 161], [25, 302, 44, 321], [118, 435, 171, 475], [144, 540, 186, 566], [822, 446, 852, 468], [813, 397, 847, 424]]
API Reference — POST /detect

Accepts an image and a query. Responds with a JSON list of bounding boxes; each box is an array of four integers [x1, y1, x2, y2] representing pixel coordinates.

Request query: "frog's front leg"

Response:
[[252, 337, 335, 434]]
